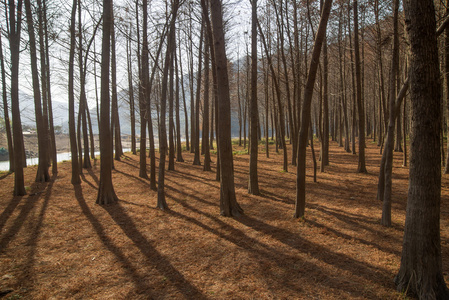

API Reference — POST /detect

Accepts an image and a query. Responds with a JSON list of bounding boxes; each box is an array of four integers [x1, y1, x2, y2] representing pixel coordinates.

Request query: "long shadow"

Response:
[[260, 189, 295, 205], [80, 173, 98, 190], [117, 158, 140, 170], [309, 203, 403, 231], [165, 198, 310, 295], [0, 196, 23, 233], [166, 193, 391, 297], [165, 178, 217, 207], [74, 185, 155, 297], [0, 172, 12, 180], [103, 203, 207, 299], [19, 175, 55, 293], [114, 168, 149, 186], [87, 168, 99, 186], [0, 180, 52, 252], [306, 218, 401, 256], [168, 170, 218, 191], [235, 215, 393, 287]]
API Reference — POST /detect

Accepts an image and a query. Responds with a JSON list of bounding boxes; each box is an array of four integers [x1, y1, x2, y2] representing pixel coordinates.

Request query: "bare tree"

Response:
[[96, 0, 118, 205], [294, 0, 332, 218], [209, 0, 243, 216], [68, 0, 80, 185], [248, 0, 259, 195], [395, 0, 449, 298]]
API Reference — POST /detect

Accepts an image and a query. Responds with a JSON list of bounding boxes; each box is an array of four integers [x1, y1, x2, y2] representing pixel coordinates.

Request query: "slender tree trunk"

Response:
[[96, 0, 118, 205], [77, 0, 91, 170], [157, 0, 179, 210], [168, 28, 176, 171], [248, 0, 259, 195], [25, 0, 50, 183], [68, 0, 80, 185], [111, 12, 123, 161], [37, 0, 51, 173], [203, 22, 211, 171], [127, 23, 137, 155], [209, 0, 242, 216], [175, 50, 184, 162], [354, 0, 367, 173], [0, 33, 14, 172], [295, 0, 332, 218], [10, 1, 27, 195], [193, 22, 204, 166], [137, 0, 148, 179]]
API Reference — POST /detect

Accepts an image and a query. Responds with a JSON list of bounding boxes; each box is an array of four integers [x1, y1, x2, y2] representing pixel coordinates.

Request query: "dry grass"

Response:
[[0, 139, 448, 299]]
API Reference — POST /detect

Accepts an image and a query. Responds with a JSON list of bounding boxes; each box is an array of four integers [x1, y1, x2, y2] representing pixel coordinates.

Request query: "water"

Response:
[[0, 149, 131, 172]]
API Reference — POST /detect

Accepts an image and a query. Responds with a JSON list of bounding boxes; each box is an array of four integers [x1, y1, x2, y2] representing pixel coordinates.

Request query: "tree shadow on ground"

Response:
[[73, 184, 157, 298], [102, 201, 207, 299], [0, 179, 54, 252], [234, 214, 395, 294]]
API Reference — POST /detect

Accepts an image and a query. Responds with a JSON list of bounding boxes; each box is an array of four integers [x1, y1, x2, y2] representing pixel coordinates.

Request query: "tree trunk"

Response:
[[353, 0, 367, 173], [68, 0, 80, 185], [203, 24, 211, 172], [248, 0, 259, 195], [10, 1, 27, 196], [77, 0, 91, 170], [0, 33, 14, 173], [193, 22, 204, 166], [295, 0, 332, 218], [157, 0, 179, 210], [111, 12, 123, 161], [395, 1, 449, 298], [175, 49, 184, 162], [25, 0, 50, 183], [96, 0, 118, 205], [168, 28, 176, 171], [137, 0, 148, 179], [209, 0, 243, 217], [127, 23, 137, 155], [179, 39, 190, 153]]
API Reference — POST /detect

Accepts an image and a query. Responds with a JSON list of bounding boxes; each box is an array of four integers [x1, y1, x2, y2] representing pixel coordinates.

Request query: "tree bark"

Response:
[[353, 1, 367, 173], [209, 0, 243, 216], [0, 33, 14, 173], [24, 0, 50, 183], [96, 0, 118, 205], [248, 0, 259, 195], [157, 0, 179, 210], [68, 0, 80, 185], [203, 22, 211, 172], [395, 0, 449, 297], [295, 0, 332, 218]]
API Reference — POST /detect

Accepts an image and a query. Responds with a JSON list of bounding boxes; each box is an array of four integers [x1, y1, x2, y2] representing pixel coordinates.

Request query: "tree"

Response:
[[110, 8, 123, 162], [378, 0, 400, 227], [353, 0, 366, 173], [202, 22, 211, 172], [0, 32, 14, 173], [68, 0, 80, 185], [157, 0, 179, 211], [7, 0, 26, 195], [209, 0, 243, 216], [248, 0, 259, 195], [24, 0, 50, 183], [96, 0, 118, 205], [394, 0, 449, 297], [41, 0, 58, 175], [294, 0, 332, 218], [126, 21, 136, 155], [193, 22, 204, 166]]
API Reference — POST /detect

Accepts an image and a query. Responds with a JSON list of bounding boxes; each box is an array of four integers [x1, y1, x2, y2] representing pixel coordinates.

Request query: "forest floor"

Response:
[[0, 138, 449, 299]]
